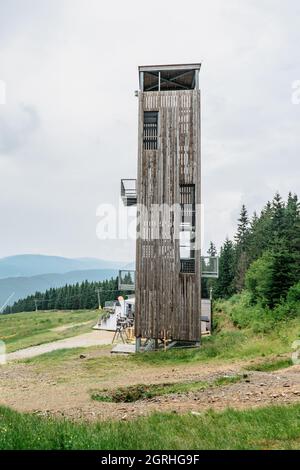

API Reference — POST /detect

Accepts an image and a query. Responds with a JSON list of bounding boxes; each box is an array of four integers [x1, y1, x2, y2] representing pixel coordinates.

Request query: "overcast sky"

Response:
[[0, 0, 299, 262]]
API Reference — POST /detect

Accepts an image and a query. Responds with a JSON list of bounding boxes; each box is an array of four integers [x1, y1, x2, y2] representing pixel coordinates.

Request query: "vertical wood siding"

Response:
[[135, 90, 201, 342]]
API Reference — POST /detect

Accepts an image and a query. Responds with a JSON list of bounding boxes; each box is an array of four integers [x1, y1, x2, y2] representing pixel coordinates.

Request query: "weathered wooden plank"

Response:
[[135, 88, 201, 342]]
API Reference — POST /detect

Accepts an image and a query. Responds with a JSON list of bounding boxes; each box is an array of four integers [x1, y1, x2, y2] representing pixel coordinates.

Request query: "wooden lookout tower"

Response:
[[120, 64, 218, 351]]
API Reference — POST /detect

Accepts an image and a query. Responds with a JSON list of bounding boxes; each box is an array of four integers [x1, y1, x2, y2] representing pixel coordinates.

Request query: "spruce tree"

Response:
[[235, 204, 249, 250], [267, 246, 295, 308], [207, 241, 217, 257], [206, 241, 218, 297], [215, 238, 235, 298], [234, 205, 250, 291], [271, 192, 286, 244], [248, 203, 273, 262], [284, 193, 300, 282]]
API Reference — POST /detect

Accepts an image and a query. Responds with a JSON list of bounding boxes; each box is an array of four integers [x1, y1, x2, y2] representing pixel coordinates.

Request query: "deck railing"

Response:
[[121, 179, 137, 206], [201, 256, 219, 278], [118, 256, 219, 288], [118, 270, 136, 291]]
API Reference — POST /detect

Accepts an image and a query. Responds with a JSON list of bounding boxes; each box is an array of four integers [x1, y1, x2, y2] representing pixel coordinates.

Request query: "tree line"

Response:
[[4, 278, 124, 314], [203, 191, 300, 309], [5, 191, 299, 315]]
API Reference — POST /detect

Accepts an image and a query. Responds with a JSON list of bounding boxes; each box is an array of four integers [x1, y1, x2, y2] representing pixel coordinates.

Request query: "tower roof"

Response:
[[139, 64, 201, 92], [139, 63, 201, 72]]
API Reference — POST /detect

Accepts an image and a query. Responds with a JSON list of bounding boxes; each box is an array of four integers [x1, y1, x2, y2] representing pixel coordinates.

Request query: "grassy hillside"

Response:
[[1, 294, 300, 359], [1, 299, 300, 450], [0, 269, 119, 307], [130, 299, 300, 367], [0, 309, 100, 353]]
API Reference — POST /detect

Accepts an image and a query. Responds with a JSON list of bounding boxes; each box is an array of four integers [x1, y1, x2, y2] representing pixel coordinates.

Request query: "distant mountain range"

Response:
[[0, 255, 135, 308], [0, 254, 131, 279]]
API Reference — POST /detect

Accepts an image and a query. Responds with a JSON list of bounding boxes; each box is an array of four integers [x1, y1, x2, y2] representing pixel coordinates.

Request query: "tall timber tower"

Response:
[[120, 64, 216, 351]]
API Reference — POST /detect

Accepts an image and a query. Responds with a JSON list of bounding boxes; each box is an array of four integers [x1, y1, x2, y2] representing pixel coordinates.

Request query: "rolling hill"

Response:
[[0, 255, 135, 308], [0, 269, 120, 308], [0, 255, 127, 279]]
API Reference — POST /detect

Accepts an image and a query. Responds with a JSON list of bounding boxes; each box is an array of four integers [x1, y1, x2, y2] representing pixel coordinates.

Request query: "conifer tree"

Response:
[[207, 241, 217, 257], [234, 205, 250, 291], [215, 237, 235, 298], [271, 192, 286, 244], [235, 204, 249, 250]]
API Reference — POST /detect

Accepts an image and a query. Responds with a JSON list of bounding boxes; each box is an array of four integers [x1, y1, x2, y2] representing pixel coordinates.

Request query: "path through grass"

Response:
[[0, 310, 100, 352]]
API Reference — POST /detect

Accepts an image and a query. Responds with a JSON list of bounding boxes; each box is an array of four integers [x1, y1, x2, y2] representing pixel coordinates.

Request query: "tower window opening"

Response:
[[143, 111, 158, 150], [179, 184, 196, 273]]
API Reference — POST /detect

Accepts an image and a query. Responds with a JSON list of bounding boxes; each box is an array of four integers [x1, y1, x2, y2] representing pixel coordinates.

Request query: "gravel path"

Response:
[[6, 331, 114, 361]]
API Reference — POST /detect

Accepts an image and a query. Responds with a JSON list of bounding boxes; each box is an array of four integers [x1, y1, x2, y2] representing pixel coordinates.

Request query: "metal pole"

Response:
[[135, 336, 141, 353], [210, 287, 213, 333], [95, 288, 101, 310], [0, 292, 15, 314]]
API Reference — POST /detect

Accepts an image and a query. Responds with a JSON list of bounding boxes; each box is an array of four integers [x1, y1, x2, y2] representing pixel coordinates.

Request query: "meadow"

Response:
[[0, 309, 100, 352], [1, 298, 300, 450]]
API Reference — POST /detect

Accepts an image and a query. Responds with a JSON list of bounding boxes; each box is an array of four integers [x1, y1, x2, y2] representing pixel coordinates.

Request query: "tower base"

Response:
[[135, 337, 201, 353]]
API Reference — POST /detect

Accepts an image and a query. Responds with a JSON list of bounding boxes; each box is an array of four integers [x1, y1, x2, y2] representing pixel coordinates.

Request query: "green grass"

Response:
[[0, 310, 100, 352], [15, 307, 299, 376], [130, 317, 300, 367], [1, 404, 300, 450], [91, 375, 243, 403], [22, 347, 90, 365], [245, 358, 293, 372], [216, 291, 300, 334], [1, 299, 300, 450], [2, 299, 299, 365]]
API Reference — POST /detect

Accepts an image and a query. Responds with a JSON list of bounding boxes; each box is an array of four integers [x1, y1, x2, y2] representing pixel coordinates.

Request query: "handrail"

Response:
[[121, 179, 137, 206]]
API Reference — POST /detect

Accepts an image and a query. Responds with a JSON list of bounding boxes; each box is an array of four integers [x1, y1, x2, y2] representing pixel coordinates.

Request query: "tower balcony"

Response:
[[201, 256, 219, 278], [121, 179, 137, 207], [118, 256, 219, 289], [118, 270, 136, 291]]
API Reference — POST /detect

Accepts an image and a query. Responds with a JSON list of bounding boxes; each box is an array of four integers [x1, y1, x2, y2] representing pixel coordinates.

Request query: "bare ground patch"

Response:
[[1, 347, 300, 422]]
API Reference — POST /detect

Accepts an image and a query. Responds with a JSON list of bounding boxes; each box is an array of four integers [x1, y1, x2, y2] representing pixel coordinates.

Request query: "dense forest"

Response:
[[5, 191, 300, 318], [4, 278, 123, 314], [204, 191, 300, 302], [202, 191, 300, 329]]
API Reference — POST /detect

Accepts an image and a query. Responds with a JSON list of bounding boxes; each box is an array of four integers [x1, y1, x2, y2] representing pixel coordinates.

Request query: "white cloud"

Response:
[[0, 0, 299, 259]]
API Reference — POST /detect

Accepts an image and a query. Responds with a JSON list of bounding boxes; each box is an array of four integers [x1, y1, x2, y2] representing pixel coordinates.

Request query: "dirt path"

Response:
[[51, 320, 94, 333], [1, 347, 300, 421], [6, 331, 114, 361]]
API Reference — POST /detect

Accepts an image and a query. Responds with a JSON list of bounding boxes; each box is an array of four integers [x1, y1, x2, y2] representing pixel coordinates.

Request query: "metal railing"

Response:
[[180, 258, 195, 273], [104, 301, 117, 311], [118, 256, 219, 288], [121, 179, 137, 206], [118, 270, 136, 291], [201, 256, 219, 278]]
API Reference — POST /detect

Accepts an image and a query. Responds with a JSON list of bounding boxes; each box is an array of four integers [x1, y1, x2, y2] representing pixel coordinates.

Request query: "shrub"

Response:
[[245, 250, 297, 308], [273, 282, 300, 320], [287, 281, 300, 304], [225, 291, 276, 333], [245, 251, 273, 306]]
